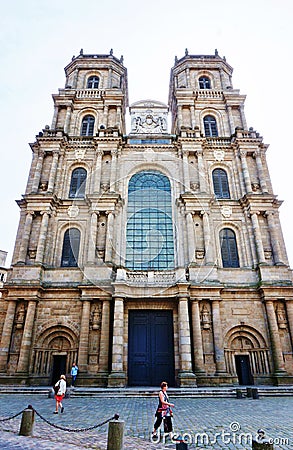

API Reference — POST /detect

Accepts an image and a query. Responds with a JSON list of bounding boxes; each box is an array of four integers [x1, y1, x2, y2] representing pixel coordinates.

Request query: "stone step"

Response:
[[0, 385, 293, 397]]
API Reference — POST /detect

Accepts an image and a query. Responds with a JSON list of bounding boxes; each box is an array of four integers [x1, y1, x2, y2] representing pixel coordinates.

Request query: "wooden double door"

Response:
[[128, 310, 175, 386]]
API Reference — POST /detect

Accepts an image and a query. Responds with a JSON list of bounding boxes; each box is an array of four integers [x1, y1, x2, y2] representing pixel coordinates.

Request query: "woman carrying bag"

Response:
[[152, 381, 174, 438]]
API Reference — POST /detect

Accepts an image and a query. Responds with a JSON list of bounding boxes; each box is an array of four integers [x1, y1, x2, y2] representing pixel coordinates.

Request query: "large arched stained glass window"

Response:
[[126, 171, 175, 270]]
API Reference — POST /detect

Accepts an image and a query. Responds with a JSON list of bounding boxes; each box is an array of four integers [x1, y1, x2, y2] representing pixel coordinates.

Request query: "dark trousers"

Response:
[[154, 414, 173, 432]]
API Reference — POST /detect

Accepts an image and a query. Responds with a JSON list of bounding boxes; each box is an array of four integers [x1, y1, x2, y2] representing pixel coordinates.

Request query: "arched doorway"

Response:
[[32, 326, 78, 384], [224, 325, 271, 385]]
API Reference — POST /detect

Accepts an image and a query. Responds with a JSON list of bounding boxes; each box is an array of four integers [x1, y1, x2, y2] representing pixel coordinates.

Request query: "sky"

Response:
[[0, 0, 293, 267]]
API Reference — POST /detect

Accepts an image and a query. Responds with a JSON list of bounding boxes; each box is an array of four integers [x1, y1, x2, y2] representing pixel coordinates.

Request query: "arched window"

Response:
[[212, 168, 230, 199], [87, 76, 99, 89], [61, 228, 80, 267], [220, 228, 239, 268], [69, 168, 87, 198], [204, 115, 218, 137], [199, 76, 211, 89], [126, 171, 175, 270], [81, 115, 95, 136]]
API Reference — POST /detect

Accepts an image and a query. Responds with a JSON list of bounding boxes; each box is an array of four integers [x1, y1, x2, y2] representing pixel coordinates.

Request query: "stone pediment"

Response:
[[129, 99, 169, 134]]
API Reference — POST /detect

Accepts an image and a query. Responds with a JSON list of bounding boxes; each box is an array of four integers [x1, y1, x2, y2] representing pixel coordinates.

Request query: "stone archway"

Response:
[[32, 326, 78, 382], [224, 325, 271, 382]]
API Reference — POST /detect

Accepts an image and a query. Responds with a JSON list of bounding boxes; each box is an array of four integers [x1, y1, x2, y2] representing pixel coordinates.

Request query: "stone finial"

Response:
[[215, 48, 218, 56], [110, 48, 113, 55], [80, 48, 83, 55], [185, 48, 188, 56], [120, 55, 124, 64], [175, 56, 178, 64]]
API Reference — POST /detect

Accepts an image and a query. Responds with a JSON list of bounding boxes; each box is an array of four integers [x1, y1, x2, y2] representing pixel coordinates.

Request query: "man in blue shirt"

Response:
[[70, 362, 78, 387]]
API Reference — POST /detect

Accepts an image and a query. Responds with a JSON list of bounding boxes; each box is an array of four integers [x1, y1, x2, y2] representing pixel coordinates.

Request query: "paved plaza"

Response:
[[0, 392, 292, 449]]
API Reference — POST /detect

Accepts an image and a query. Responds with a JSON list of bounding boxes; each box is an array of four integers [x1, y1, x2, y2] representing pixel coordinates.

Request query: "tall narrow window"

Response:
[[61, 228, 80, 267], [204, 115, 218, 137], [87, 76, 99, 88], [69, 168, 87, 198], [199, 76, 211, 89], [212, 168, 230, 199], [81, 115, 95, 136], [220, 228, 239, 268], [126, 171, 175, 270]]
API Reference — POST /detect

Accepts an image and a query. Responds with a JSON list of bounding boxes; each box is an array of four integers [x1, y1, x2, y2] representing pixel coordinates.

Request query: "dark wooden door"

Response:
[[52, 355, 67, 385], [128, 310, 175, 386], [235, 355, 254, 385]]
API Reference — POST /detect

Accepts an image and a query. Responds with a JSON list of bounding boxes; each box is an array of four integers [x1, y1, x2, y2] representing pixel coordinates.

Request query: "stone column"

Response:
[[87, 212, 98, 264], [0, 300, 17, 372], [55, 153, 64, 198], [197, 149, 207, 192], [31, 151, 44, 193], [211, 299, 226, 374], [254, 150, 268, 193], [285, 300, 293, 353], [251, 212, 266, 264], [265, 300, 286, 374], [78, 299, 91, 372], [239, 105, 247, 129], [265, 212, 283, 265], [94, 150, 103, 193], [110, 149, 118, 192], [47, 151, 59, 193], [116, 106, 121, 128], [18, 212, 34, 263], [191, 300, 205, 373], [177, 297, 197, 386], [105, 211, 114, 263], [186, 212, 195, 264], [17, 300, 38, 373], [51, 106, 58, 129], [178, 106, 183, 130], [227, 105, 235, 134], [98, 300, 111, 375], [103, 105, 109, 127], [64, 106, 72, 134], [190, 105, 196, 129], [35, 212, 50, 264], [182, 150, 190, 191], [108, 297, 126, 386], [239, 150, 252, 194], [201, 211, 214, 265]]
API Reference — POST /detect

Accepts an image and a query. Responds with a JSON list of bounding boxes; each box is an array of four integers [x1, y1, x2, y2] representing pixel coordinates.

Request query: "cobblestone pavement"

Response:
[[0, 393, 292, 449]]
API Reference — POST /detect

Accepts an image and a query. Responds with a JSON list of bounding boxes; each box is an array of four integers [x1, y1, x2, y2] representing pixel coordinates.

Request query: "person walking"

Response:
[[54, 374, 66, 414], [152, 381, 174, 437], [70, 362, 78, 387]]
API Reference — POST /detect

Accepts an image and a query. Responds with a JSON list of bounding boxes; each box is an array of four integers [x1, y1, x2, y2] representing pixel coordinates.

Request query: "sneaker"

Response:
[[53, 411, 58, 414], [61, 406, 64, 413]]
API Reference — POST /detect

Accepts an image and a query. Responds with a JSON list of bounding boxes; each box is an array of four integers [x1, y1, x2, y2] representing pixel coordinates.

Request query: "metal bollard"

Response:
[[252, 388, 259, 399], [107, 417, 124, 450], [236, 388, 243, 399], [252, 439, 274, 449], [176, 440, 188, 450], [19, 405, 35, 436], [246, 387, 252, 398]]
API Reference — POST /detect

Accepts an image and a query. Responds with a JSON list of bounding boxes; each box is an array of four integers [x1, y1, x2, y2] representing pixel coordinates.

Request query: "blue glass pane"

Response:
[[126, 171, 175, 271]]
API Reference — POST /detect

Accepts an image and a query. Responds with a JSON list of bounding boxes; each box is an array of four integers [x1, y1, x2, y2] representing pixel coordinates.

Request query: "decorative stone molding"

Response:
[[213, 149, 225, 161], [75, 147, 86, 160], [221, 206, 232, 218], [67, 205, 79, 218]]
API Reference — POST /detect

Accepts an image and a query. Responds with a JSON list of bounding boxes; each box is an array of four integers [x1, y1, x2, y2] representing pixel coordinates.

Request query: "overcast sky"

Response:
[[0, 0, 292, 267]]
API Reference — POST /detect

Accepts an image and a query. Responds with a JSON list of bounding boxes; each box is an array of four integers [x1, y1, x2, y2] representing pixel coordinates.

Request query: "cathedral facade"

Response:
[[0, 50, 293, 387]]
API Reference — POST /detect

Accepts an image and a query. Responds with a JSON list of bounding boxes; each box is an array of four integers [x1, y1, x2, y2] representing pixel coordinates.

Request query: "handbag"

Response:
[[53, 381, 60, 395]]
